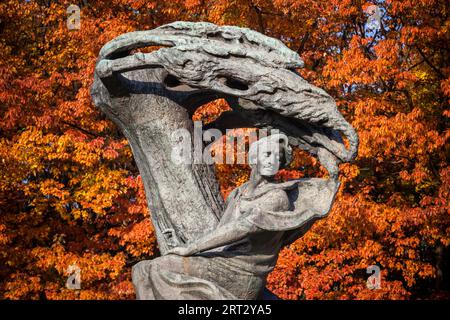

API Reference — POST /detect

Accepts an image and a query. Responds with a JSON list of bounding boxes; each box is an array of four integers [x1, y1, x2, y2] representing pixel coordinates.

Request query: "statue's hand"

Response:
[[166, 244, 198, 256]]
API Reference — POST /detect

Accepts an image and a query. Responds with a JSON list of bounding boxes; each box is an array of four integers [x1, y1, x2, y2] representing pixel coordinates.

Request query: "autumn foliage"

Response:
[[0, 0, 449, 299]]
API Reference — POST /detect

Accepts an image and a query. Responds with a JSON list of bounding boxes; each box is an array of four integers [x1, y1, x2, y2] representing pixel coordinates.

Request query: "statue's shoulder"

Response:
[[268, 188, 290, 209], [264, 187, 289, 199], [251, 187, 290, 212]]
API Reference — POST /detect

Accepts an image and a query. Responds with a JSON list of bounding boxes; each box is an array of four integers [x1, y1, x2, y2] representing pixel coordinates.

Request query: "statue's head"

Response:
[[248, 133, 292, 177]]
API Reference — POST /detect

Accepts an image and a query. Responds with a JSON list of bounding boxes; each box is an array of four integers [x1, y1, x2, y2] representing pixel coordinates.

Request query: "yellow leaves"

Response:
[[39, 179, 69, 200], [73, 166, 129, 216], [415, 70, 433, 82], [70, 208, 90, 220], [53, 134, 72, 158], [70, 137, 103, 168]]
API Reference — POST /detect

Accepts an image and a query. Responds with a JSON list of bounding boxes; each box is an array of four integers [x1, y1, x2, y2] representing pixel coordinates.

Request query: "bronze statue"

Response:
[[91, 21, 358, 299]]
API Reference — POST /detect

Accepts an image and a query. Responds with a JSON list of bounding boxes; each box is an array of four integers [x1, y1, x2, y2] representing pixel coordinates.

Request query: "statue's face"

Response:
[[256, 141, 281, 177]]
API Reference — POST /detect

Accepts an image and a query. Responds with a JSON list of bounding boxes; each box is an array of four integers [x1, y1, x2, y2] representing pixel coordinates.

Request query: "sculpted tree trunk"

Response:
[[91, 65, 226, 254], [91, 21, 358, 299]]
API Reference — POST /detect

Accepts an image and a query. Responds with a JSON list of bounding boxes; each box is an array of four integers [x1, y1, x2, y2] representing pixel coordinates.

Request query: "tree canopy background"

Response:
[[0, 0, 448, 299]]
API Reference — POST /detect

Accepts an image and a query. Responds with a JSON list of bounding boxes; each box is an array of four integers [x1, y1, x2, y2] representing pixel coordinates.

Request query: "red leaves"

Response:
[[0, 0, 448, 300]]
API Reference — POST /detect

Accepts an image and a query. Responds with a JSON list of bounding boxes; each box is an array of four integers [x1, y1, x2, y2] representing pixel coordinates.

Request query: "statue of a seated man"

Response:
[[92, 21, 357, 300], [132, 134, 340, 299]]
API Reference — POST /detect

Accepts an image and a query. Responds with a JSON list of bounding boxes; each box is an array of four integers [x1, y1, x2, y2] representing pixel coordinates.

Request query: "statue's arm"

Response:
[[166, 217, 259, 256], [167, 189, 291, 256]]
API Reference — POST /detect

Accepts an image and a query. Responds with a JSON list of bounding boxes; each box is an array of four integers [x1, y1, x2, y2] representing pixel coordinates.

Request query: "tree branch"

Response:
[[415, 45, 446, 79], [61, 120, 102, 138], [248, 1, 265, 35]]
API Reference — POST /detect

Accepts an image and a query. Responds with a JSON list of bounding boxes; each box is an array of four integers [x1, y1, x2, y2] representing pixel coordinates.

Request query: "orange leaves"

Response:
[[184, 0, 202, 9], [108, 219, 156, 257], [39, 179, 70, 205], [74, 167, 129, 216], [4, 274, 43, 300], [324, 36, 375, 88], [192, 98, 231, 124], [0, 224, 10, 246], [27, 244, 129, 299], [339, 163, 360, 185], [0, 0, 448, 300], [353, 104, 445, 191], [266, 187, 447, 299], [0, 0, 160, 300]]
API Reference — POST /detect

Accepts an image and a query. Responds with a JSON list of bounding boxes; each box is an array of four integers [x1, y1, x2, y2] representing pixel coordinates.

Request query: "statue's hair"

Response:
[[248, 133, 292, 168]]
